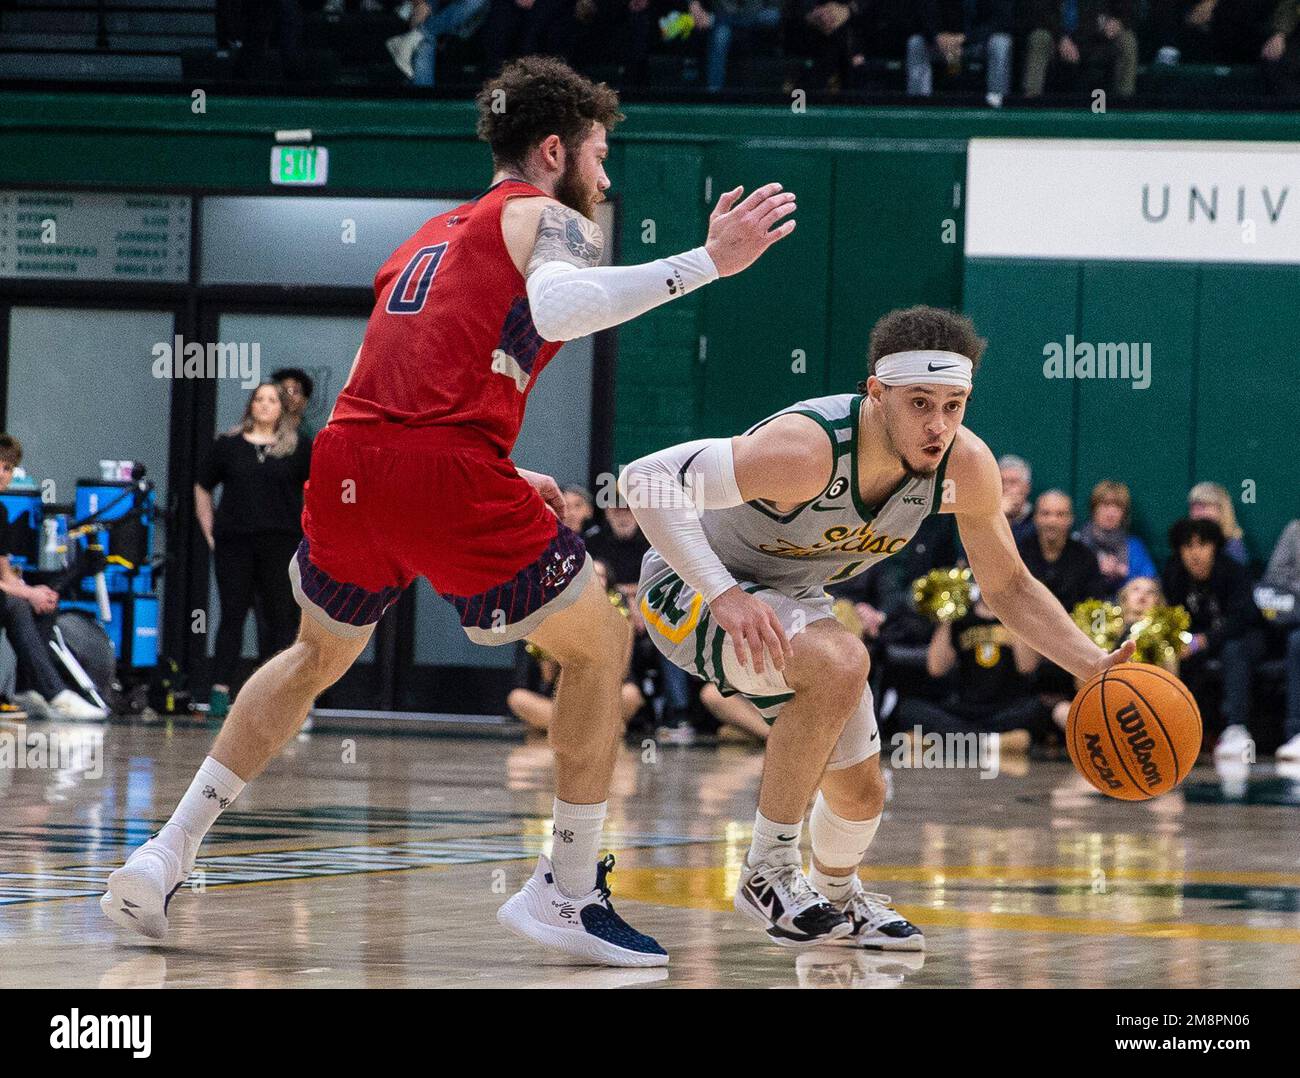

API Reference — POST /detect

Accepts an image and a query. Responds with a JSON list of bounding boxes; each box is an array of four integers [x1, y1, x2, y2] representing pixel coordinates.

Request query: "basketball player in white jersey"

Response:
[[621, 305, 1135, 949]]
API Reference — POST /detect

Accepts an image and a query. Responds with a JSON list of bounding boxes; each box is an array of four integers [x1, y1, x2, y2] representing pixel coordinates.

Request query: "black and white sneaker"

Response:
[[831, 877, 925, 951], [497, 853, 668, 967], [734, 859, 852, 947]]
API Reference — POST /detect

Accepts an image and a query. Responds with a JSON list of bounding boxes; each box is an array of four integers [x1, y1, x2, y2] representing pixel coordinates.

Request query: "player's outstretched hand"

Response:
[[709, 585, 794, 677], [704, 182, 797, 277], [1082, 639, 1137, 681]]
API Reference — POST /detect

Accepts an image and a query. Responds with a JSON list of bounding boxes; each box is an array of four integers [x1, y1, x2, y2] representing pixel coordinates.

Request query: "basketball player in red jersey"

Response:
[[100, 57, 796, 967]]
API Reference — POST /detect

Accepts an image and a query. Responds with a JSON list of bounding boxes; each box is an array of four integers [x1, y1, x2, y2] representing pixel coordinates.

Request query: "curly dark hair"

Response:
[[476, 56, 624, 172], [863, 306, 987, 388], [1169, 517, 1225, 552]]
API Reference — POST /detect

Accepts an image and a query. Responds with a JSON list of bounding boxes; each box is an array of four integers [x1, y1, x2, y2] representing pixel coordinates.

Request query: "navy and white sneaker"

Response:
[[497, 853, 668, 967], [734, 859, 852, 947], [100, 824, 196, 941], [831, 877, 925, 951]]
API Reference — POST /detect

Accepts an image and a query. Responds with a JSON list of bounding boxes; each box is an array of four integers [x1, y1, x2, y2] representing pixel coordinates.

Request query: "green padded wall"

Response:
[[1075, 262, 1200, 562], [960, 259, 1081, 497], [964, 257, 1300, 563], [1194, 265, 1300, 564]]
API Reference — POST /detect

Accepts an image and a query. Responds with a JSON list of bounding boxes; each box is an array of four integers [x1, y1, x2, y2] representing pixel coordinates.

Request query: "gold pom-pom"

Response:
[[1072, 599, 1124, 650], [913, 567, 973, 622], [1128, 604, 1192, 666]]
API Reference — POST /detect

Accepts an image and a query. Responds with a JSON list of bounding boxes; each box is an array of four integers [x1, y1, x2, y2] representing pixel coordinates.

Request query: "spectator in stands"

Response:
[[1188, 480, 1249, 564], [1019, 490, 1105, 610], [893, 589, 1050, 752], [0, 435, 107, 721], [689, 0, 786, 91], [584, 502, 649, 585], [907, 0, 1015, 107], [1263, 2, 1300, 98], [1118, 574, 1164, 637], [999, 453, 1036, 544], [196, 383, 311, 722], [481, 0, 578, 76], [1077, 480, 1157, 596], [1020, 0, 1139, 99], [561, 484, 597, 538], [1162, 517, 1266, 760], [571, 0, 661, 88], [795, 0, 871, 92], [1019, 489, 1105, 699], [1148, 0, 1272, 66], [271, 366, 317, 439], [1263, 517, 1300, 759], [386, 0, 492, 85]]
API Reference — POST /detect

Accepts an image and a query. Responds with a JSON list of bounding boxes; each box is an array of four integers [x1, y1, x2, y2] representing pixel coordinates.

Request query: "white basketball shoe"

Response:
[[734, 859, 852, 947], [497, 854, 669, 967], [830, 876, 925, 950], [100, 824, 197, 940]]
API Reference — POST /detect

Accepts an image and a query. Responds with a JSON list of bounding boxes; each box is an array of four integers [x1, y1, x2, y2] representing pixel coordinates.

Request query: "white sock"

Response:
[[748, 809, 802, 869], [809, 792, 880, 901], [550, 798, 606, 897], [163, 756, 246, 852]]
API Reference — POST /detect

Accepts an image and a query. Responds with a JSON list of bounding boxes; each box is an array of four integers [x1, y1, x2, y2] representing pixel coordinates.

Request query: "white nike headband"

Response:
[[873, 350, 973, 388]]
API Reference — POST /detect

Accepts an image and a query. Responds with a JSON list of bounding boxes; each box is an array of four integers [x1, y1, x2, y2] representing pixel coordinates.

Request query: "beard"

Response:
[[554, 157, 597, 220], [881, 417, 939, 479]]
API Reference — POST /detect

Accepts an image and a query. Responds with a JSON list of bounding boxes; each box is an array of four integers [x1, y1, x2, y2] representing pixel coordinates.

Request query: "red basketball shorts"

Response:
[[289, 421, 590, 644]]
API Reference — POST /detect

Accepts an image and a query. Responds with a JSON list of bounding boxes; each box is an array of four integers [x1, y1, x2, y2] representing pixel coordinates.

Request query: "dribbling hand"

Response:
[[1082, 639, 1137, 682], [704, 182, 797, 278], [708, 585, 793, 677]]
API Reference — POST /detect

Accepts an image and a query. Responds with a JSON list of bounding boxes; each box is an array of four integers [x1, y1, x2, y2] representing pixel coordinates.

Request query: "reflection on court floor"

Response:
[[1, 721, 1298, 988]]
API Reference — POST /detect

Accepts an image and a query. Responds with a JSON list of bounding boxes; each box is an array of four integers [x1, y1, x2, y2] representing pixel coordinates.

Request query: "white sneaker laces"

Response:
[[769, 862, 824, 908]]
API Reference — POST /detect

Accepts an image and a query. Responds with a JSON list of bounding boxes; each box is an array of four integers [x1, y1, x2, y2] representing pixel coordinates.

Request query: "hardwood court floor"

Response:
[[1, 718, 1299, 989]]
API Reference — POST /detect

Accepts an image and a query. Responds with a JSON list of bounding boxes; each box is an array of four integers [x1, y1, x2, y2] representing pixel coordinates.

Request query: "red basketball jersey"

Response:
[[330, 178, 565, 455]]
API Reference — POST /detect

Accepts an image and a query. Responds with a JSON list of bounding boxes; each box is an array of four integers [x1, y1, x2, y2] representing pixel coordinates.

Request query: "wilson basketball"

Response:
[[1066, 663, 1202, 800]]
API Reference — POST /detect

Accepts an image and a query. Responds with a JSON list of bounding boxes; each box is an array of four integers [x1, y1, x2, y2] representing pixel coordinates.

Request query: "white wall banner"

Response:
[[965, 138, 1300, 264]]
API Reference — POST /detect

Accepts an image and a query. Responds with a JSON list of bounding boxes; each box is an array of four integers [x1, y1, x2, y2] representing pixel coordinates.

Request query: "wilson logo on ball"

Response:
[[1116, 702, 1163, 789]]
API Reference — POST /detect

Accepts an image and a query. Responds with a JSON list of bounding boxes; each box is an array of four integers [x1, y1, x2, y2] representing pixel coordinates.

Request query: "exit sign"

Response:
[[271, 145, 329, 187]]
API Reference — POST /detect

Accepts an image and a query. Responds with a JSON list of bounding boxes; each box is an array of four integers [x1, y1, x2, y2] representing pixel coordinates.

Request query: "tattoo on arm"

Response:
[[526, 203, 604, 275]]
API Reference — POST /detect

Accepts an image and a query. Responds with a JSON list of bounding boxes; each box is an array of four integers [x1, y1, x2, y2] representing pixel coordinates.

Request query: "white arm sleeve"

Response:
[[526, 246, 719, 342], [618, 438, 744, 604]]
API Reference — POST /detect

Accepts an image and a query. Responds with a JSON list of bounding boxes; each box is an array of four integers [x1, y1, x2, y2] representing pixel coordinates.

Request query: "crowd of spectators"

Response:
[[510, 464, 1300, 768], [220, 1, 1300, 100], [830, 462, 1300, 766]]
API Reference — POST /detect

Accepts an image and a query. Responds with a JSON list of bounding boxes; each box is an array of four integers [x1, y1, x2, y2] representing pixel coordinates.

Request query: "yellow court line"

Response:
[[608, 866, 1300, 946], [858, 864, 1300, 887]]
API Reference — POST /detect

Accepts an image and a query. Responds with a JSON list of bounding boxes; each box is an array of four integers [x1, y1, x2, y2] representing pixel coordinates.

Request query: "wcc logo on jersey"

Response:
[[760, 523, 908, 559]]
